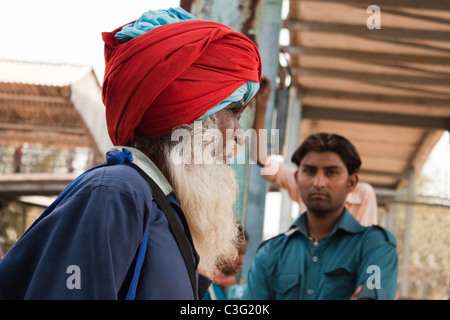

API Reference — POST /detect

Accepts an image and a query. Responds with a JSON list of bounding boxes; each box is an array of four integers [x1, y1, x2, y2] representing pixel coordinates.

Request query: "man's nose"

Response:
[[233, 126, 246, 146], [313, 171, 326, 188], [238, 254, 245, 266]]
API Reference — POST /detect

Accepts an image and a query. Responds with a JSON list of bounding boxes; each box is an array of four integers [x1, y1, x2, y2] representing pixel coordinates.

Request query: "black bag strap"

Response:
[[127, 162, 198, 300]]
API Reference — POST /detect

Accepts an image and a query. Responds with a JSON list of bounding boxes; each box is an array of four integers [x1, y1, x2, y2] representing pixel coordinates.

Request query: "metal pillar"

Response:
[[278, 85, 301, 232], [241, 0, 283, 282], [401, 169, 415, 298], [385, 204, 398, 235]]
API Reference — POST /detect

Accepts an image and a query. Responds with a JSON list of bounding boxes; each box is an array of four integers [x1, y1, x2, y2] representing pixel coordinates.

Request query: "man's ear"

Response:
[[348, 172, 359, 193]]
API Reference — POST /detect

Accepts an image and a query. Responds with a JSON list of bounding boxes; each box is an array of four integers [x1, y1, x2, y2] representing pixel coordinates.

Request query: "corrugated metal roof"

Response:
[[0, 60, 105, 163], [0, 60, 92, 86]]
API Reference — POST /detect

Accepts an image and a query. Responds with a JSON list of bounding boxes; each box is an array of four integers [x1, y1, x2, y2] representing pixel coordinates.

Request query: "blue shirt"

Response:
[[0, 147, 209, 299], [242, 209, 398, 300], [203, 283, 227, 300], [203, 283, 244, 300]]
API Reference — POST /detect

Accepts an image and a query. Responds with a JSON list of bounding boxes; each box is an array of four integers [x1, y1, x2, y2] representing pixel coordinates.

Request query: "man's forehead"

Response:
[[300, 151, 346, 168]]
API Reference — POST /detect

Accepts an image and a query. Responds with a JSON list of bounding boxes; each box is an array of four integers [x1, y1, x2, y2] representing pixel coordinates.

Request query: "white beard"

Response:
[[164, 117, 241, 278]]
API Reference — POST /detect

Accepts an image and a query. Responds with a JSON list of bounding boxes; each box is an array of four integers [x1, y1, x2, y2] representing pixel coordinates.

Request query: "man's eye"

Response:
[[231, 104, 243, 114]]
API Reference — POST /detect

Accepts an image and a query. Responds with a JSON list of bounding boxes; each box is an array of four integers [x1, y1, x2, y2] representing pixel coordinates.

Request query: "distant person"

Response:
[[0, 202, 5, 259], [14, 145, 23, 173], [253, 77, 377, 226], [203, 225, 248, 300], [243, 133, 398, 299], [66, 148, 75, 173]]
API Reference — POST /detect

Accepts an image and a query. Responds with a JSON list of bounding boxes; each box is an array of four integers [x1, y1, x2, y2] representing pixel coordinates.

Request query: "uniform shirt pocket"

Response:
[[322, 267, 356, 300], [273, 273, 301, 300]]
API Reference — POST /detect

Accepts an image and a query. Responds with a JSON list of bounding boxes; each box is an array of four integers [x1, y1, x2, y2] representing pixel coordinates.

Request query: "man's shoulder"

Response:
[[77, 163, 152, 198], [257, 227, 300, 253], [91, 163, 145, 181], [362, 225, 397, 247]]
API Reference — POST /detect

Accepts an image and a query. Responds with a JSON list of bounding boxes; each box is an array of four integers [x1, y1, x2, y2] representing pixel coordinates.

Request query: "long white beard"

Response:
[[164, 118, 240, 278]]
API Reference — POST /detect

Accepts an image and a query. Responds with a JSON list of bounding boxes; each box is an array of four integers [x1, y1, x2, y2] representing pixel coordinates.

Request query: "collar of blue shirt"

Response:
[[288, 209, 366, 240], [112, 146, 174, 196]]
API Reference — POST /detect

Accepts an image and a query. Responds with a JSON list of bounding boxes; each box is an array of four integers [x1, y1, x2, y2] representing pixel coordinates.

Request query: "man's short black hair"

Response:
[[291, 133, 362, 175]]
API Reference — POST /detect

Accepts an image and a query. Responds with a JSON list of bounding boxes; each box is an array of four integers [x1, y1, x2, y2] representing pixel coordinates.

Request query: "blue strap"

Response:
[[126, 162, 198, 300], [125, 224, 150, 300]]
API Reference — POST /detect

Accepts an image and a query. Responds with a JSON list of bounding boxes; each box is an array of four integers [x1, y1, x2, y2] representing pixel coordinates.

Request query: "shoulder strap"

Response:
[[125, 222, 150, 300], [125, 162, 198, 300]]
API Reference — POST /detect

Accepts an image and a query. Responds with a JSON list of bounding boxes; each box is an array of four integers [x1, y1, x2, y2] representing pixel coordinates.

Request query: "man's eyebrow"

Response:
[[300, 164, 342, 170], [227, 100, 245, 111], [325, 165, 342, 170], [300, 164, 316, 169]]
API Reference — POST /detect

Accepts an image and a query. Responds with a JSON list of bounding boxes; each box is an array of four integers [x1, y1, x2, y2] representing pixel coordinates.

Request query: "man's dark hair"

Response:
[[237, 223, 248, 243], [291, 133, 362, 175]]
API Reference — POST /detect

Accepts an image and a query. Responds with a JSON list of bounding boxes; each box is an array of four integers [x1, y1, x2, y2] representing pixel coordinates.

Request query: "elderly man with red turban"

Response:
[[0, 7, 261, 300]]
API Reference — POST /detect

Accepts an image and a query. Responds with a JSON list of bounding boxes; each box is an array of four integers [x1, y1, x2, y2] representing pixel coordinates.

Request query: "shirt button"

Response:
[[312, 256, 318, 262], [307, 289, 314, 295]]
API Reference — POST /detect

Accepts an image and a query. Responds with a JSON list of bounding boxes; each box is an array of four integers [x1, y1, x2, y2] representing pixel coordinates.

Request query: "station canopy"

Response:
[[0, 60, 111, 163], [282, 0, 450, 192]]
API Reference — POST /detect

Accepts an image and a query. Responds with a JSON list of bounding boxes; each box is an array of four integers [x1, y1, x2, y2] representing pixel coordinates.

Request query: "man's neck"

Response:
[[306, 207, 344, 242]]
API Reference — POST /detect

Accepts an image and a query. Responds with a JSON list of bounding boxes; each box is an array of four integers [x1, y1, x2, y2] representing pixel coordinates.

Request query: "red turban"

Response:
[[102, 20, 262, 146]]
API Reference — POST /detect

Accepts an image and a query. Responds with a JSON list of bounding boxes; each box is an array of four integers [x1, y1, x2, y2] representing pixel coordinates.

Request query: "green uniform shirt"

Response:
[[243, 209, 398, 300]]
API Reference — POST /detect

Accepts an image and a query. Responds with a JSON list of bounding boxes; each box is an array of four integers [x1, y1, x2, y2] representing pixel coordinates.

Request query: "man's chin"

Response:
[[307, 203, 334, 216]]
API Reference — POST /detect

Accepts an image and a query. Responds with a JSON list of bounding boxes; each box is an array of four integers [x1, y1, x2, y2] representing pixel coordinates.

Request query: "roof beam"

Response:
[[360, 169, 409, 179], [0, 133, 90, 147], [301, 88, 450, 108], [293, 0, 450, 11], [284, 20, 450, 42], [0, 173, 76, 197], [295, 68, 450, 86], [282, 46, 450, 65], [368, 182, 399, 190], [0, 92, 70, 104], [0, 122, 85, 135], [302, 105, 450, 130]]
